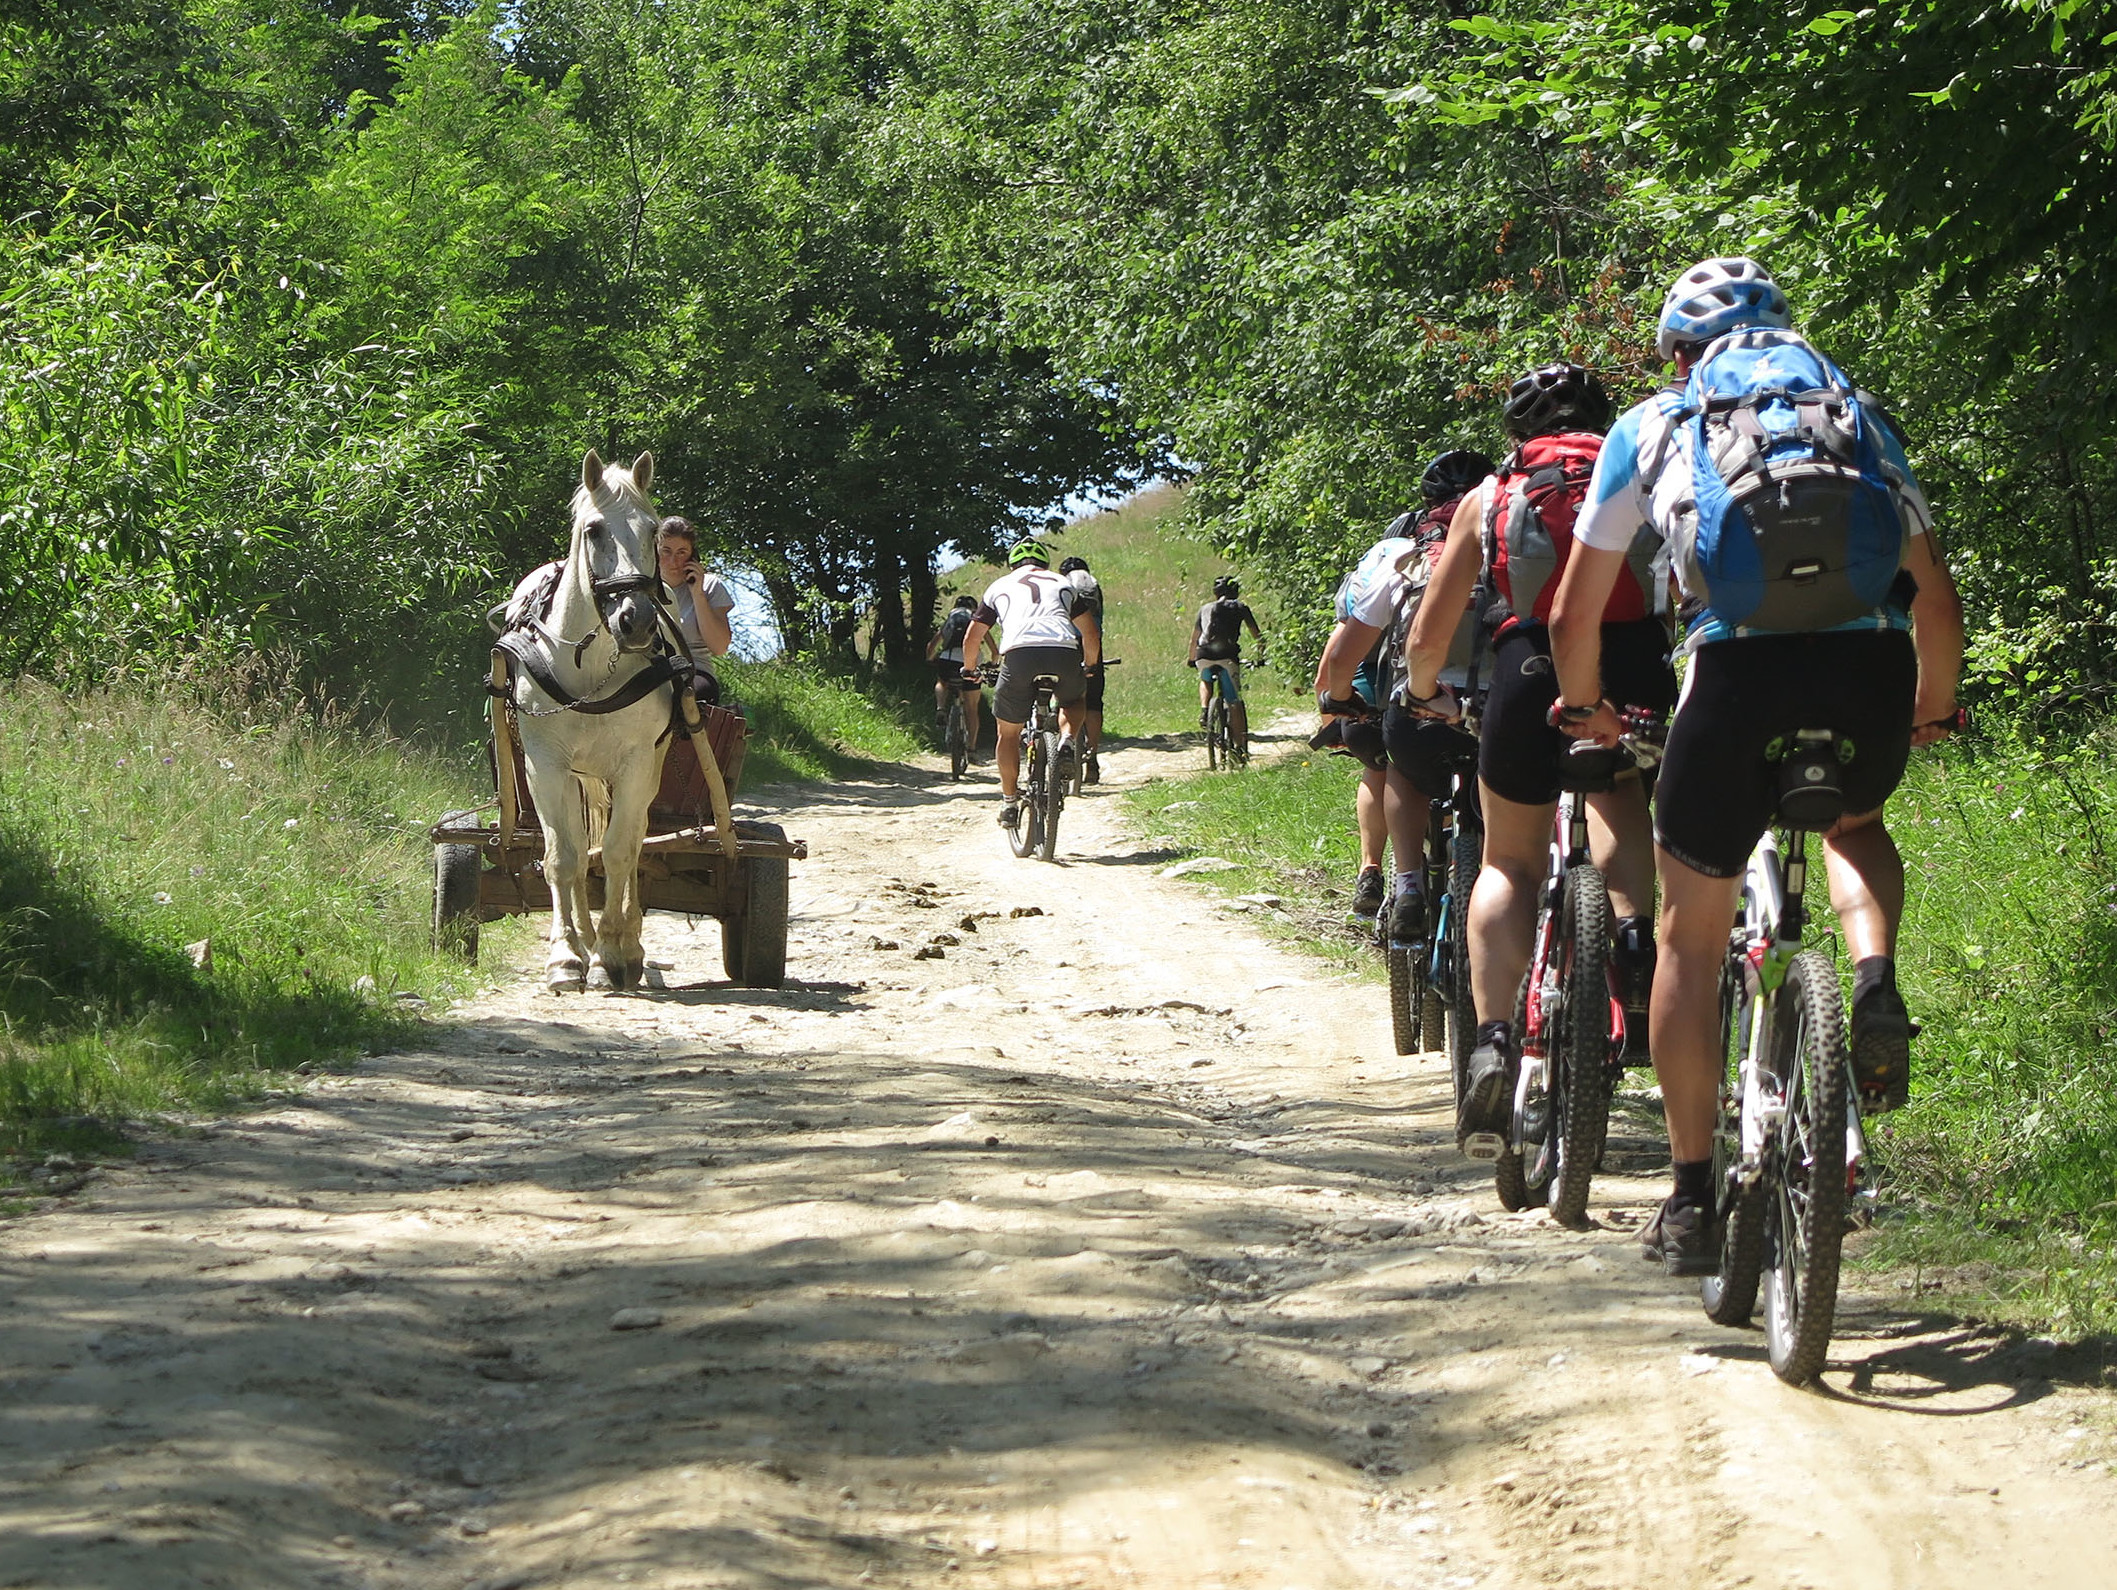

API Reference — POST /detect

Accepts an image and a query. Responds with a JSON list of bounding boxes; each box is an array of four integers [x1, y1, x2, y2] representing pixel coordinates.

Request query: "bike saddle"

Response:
[[1558, 739, 1625, 793], [1768, 728, 1854, 830]]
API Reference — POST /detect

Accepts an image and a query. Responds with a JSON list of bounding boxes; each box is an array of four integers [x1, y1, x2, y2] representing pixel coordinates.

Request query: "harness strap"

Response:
[[492, 632, 691, 716]]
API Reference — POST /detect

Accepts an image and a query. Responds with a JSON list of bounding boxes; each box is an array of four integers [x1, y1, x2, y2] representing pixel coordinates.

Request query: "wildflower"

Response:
[[283, 817, 300, 830], [218, 759, 235, 770], [152, 891, 172, 904]]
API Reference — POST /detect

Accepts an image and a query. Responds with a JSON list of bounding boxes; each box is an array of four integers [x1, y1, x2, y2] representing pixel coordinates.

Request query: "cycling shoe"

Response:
[[1385, 889, 1426, 951], [1347, 867, 1386, 924], [1640, 1196, 1719, 1277], [997, 801, 1021, 830], [1456, 1025, 1513, 1150], [1851, 988, 1912, 1113]]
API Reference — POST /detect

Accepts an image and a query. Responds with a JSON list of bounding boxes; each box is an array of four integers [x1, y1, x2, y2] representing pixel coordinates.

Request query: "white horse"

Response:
[[507, 449, 675, 992]]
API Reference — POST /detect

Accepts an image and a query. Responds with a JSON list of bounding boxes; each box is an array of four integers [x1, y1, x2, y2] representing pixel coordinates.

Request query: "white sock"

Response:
[[1395, 872, 1420, 898]]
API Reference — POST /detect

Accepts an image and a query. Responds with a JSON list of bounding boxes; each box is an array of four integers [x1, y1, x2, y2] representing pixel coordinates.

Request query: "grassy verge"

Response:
[[0, 659, 517, 1173], [721, 657, 926, 785], [1122, 751, 1383, 977]]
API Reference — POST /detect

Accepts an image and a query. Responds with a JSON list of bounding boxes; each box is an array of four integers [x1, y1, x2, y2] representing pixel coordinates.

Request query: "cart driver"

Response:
[[656, 517, 737, 705]]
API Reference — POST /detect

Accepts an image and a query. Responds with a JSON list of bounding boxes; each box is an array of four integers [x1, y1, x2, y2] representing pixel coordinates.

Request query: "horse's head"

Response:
[[571, 448, 661, 654]]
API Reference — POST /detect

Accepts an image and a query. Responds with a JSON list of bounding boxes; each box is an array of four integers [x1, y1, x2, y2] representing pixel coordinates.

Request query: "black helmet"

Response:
[[1501, 364, 1612, 439], [952, 593, 977, 610], [1059, 556, 1089, 575], [1212, 575, 1240, 598], [1420, 448, 1497, 504]]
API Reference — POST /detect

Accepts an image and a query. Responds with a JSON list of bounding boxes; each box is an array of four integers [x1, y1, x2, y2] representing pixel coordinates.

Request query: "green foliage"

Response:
[[0, 659, 507, 1153], [719, 657, 926, 784]]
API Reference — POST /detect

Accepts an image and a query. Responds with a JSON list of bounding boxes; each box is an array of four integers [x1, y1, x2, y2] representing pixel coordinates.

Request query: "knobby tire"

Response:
[[1493, 970, 1534, 1212], [1548, 864, 1613, 1228], [1387, 948, 1417, 1056], [946, 698, 969, 780], [1037, 730, 1063, 862], [1007, 734, 1038, 859], [1703, 960, 1766, 1325], [1206, 695, 1225, 771], [1764, 949, 1850, 1385], [1444, 814, 1481, 1100]]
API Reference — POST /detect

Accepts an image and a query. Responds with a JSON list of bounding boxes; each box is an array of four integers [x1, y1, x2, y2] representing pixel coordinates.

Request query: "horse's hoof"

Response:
[[617, 959, 646, 991], [586, 962, 615, 992], [546, 974, 584, 994]]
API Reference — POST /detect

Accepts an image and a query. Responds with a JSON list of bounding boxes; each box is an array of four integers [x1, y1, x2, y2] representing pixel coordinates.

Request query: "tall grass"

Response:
[[0, 660, 507, 1157], [721, 658, 926, 784]]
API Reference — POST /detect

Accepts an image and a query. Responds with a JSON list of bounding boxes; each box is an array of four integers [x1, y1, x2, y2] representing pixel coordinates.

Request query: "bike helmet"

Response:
[[1006, 538, 1051, 568], [1058, 555, 1090, 575], [1501, 364, 1613, 439], [1656, 256, 1790, 359], [952, 593, 977, 609], [1420, 448, 1497, 504], [1212, 575, 1240, 598]]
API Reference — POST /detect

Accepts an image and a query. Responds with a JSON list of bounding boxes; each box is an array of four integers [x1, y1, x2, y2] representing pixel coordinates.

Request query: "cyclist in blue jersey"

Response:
[[1548, 258, 1965, 1272]]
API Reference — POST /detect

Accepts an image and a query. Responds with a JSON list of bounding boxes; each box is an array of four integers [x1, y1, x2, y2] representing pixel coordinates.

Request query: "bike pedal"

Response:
[[1461, 1131, 1505, 1162]]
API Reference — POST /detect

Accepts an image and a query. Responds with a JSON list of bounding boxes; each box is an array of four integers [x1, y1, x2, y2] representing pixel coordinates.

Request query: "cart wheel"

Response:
[[722, 821, 790, 988], [433, 809, 482, 963]]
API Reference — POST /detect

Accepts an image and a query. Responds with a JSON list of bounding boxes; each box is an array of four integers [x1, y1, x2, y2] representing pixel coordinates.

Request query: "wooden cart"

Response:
[[430, 659, 806, 987]]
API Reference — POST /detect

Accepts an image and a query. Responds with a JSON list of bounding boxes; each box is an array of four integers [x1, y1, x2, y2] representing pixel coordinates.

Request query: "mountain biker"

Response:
[[1314, 450, 1492, 943], [1549, 257, 1965, 1273], [927, 594, 999, 756], [1403, 366, 1675, 1153], [1189, 575, 1263, 748], [960, 539, 1103, 831], [1060, 555, 1107, 784]]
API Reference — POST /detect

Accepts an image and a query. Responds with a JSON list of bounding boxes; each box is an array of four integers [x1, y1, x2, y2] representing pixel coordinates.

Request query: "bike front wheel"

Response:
[[1703, 956, 1766, 1326], [1387, 948, 1417, 1056], [1763, 949, 1850, 1385], [1443, 812, 1481, 1094], [1548, 864, 1614, 1228], [947, 699, 969, 780]]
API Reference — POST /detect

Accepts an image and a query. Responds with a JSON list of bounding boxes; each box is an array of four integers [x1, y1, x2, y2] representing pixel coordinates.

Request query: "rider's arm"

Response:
[[1075, 608, 1102, 668], [1186, 614, 1200, 664], [960, 619, 993, 667], [1243, 609, 1263, 647], [1316, 618, 1381, 705], [981, 628, 1000, 663], [925, 627, 941, 661], [1905, 528, 1964, 743], [1402, 493, 1483, 698], [1548, 543, 1626, 741]]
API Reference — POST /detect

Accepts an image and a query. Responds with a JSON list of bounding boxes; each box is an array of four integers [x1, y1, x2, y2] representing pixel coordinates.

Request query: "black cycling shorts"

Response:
[[1083, 662, 1107, 713], [1656, 629, 1917, 879], [1382, 705, 1478, 801], [993, 645, 1086, 724], [935, 657, 978, 689], [1478, 618, 1676, 806]]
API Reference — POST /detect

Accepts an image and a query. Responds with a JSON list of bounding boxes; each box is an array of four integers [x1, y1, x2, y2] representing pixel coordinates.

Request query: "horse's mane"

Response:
[[571, 465, 654, 527]]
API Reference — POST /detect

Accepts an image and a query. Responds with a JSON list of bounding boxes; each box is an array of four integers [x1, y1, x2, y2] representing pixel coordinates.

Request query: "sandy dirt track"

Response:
[[3, 737, 2113, 1590]]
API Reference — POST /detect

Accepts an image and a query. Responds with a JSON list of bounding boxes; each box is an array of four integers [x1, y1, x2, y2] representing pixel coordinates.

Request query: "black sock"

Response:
[[1614, 914, 1654, 960], [1672, 1158, 1714, 1211], [1475, 1019, 1512, 1053], [1853, 956, 1898, 1009]]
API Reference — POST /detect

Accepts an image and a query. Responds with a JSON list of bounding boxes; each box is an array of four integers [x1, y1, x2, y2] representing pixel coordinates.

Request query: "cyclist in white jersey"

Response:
[[959, 539, 1103, 829]]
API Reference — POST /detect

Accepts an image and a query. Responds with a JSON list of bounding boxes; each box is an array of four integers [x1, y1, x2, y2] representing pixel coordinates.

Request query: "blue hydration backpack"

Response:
[[1672, 328, 1906, 634]]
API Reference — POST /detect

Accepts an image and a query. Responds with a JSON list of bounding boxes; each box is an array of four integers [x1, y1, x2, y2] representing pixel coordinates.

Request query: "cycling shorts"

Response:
[[1478, 618, 1676, 807], [1083, 662, 1107, 713], [1382, 706, 1478, 801], [1655, 630, 1916, 879], [993, 645, 1086, 724], [1198, 657, 1242, 703], [935, 656, 979, 689]]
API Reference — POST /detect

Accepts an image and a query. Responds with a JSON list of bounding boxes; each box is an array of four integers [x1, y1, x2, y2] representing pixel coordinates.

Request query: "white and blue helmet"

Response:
[[1656, 257, 1791, 359]]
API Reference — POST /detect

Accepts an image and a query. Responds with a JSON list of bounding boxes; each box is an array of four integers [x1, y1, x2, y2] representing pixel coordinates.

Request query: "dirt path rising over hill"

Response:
[[4, 739, 2113, 1590]]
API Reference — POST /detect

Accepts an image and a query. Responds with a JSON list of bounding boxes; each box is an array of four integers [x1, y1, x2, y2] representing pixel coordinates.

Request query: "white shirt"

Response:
[[669, 571, 736, 676], [978, 566, 1082, 653], [1334, 536, 1416, 628]]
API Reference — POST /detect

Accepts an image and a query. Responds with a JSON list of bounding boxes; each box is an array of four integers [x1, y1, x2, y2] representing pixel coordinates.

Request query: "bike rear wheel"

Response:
[[1443, 811, 1481, 1095], [1703, 957, 1767, 1326], [1007, 734, 1038, 858], [1548, 864, 1613, 1227], [1037, 730, 1064, 862], [1387, 948, 1417, 1055], [1494, 971, 1537, 1212], [1763, 949, 1850, 1385], [1205, 694, 1225, 770], [946, 698, 969, 780]]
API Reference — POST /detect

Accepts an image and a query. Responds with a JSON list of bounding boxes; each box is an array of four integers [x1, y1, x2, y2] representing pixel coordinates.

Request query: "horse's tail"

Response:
[[576, 776, 611, 853]]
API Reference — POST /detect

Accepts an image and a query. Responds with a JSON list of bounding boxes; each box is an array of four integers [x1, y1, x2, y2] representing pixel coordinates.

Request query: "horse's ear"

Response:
[[581, 449, 605, 493], [631, 451, 654, 493]]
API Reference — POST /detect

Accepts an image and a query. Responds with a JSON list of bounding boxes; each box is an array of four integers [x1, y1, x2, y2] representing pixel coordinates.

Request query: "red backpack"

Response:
[[1484, 431, 1654, 626]]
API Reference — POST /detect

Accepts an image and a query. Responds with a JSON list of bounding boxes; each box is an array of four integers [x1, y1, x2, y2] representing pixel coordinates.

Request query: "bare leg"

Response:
[[1469, 783, 1555, 1025], [1821, 809, 1901, 961], [1356, 767, 1386, 872], [995, 720, 1025, 800], [1383, 768, 1427, 875], [1060, 700, 1088, 742], [964, 689, 983, 749], [1652, 849, 1745, 1162], [1585, 775, 1656, 921], [1084, 710, 1103, 755]]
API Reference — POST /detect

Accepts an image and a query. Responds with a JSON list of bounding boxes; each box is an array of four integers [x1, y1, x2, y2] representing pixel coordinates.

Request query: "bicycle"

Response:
[[945, 662, 1000, 780], [1065, 658, 1119, 796], [1379, 756, 1481, 1061], [1700, 728, 1868, 1385], [1478, 710, 1663, 1228], [1006, 671, 1071, 863], [1198, 657, 1251, 769]]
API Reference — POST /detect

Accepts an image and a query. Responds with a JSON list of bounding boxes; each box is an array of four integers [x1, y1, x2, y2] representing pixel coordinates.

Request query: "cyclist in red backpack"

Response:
[[1402, 365, 1675, 1150]]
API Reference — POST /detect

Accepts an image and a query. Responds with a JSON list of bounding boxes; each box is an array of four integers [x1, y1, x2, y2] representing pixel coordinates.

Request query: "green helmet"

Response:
[[1006, 539, 1051, 568]]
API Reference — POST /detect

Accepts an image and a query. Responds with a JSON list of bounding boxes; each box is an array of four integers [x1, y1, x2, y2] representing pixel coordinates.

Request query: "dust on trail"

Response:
[[3, 731, 2112, 1590]]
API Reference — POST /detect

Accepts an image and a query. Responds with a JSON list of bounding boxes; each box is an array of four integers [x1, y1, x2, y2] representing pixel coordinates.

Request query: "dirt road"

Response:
[[3, 739, 2112, 1590]]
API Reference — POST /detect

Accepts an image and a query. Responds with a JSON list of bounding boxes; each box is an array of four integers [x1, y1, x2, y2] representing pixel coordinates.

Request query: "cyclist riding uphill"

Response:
[[928, 594, 1000, 752], [960, 540, 1103, 831], [1060, 556, 1108, 784], [1189, 576, 1263, 741], [1548, 257, 1964, 1273], [1314, 449, 1493, 945], [1403, 365, 1676, 1155]]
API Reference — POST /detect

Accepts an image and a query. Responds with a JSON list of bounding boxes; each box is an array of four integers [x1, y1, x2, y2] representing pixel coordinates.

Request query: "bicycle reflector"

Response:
[[1768, 728, 1853, 830]]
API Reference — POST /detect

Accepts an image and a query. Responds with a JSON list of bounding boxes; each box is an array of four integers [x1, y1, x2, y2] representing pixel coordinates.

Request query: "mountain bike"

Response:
[[1381, 749, 1481, 1059], [1199, 658, 1251, 770], [1065, 658, 1119, 796], [945, 661, 1000, 780], [1700, 728, 1868, 1385], [1007, 671, 1071, 863], [1481, 710, 1663, 1227]]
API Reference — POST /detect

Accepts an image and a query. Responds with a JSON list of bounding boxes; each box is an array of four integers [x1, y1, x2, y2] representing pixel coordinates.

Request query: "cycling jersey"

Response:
[[977, 567, 1083, 653], [1195, 598, 1253, 660], [1576, 390, 1931, 647]]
